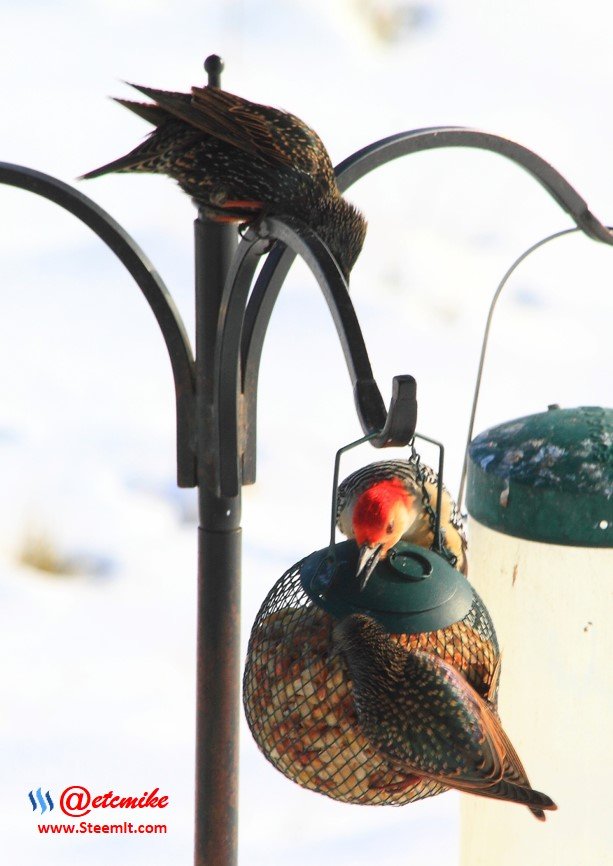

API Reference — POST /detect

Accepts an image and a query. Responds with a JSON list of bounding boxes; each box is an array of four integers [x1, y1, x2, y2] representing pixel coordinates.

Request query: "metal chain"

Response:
[[408, 438, 458, 567]]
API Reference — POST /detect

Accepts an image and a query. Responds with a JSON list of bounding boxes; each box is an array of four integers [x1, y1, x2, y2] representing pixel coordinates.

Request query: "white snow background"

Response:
[[0, 1, 611, 864]]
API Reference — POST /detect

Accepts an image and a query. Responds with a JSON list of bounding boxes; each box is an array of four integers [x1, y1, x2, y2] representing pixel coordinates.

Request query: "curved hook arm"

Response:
[[215, 216, 417, 496], [240, 128, 613, 459], [0, 162, 197, 486], [334, 127, 613, 243]]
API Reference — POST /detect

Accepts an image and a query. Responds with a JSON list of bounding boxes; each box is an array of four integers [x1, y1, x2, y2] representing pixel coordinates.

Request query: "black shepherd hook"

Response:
[[213, 212, 418, 496], [2, 52, 613, 866]]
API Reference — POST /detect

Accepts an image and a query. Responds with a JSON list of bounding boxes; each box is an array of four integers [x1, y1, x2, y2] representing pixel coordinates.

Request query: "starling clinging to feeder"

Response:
[[81, 83, 367, 279], [336, 459, 468, 587], [334, 613, 557, 819]]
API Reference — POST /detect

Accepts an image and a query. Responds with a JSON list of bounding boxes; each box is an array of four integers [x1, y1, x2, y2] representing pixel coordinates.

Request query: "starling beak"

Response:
[[81, 82, 367, 279], [334, 614, 557, 820]]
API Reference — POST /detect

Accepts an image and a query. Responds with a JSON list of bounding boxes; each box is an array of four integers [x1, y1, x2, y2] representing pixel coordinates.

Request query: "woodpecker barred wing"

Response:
[[243, 555, 499, 806]]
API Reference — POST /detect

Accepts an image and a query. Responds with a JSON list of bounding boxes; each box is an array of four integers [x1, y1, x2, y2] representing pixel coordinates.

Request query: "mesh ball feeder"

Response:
[[243, 433, 500, 806]]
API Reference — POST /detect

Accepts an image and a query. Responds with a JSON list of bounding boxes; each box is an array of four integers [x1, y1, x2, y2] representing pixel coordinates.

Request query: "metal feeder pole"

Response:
[[194, 56, 241, 866]]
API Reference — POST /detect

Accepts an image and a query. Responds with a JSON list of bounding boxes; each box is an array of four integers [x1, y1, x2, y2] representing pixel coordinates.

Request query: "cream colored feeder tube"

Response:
[[460, 406, 612, 866]]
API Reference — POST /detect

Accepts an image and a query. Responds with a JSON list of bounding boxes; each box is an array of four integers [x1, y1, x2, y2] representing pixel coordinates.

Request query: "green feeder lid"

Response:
[[299, 539, 474, 634], [467, 405, 613, 547]]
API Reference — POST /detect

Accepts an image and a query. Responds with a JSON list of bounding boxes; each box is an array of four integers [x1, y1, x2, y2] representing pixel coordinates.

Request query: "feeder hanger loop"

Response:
[[457, 224, 613, 510]]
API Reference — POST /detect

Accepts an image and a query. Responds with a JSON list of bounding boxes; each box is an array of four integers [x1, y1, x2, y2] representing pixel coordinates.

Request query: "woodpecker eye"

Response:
[[386, 522, 394, 534]]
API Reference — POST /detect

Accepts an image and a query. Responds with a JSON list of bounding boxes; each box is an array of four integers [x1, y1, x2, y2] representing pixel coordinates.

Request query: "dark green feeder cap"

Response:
[[299, 539, 474, 634], [467, 405, 613, 547]]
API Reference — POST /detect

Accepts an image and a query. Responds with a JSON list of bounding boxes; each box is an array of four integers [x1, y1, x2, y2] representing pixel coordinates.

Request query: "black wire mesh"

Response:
[[243, 557, 499, 805]]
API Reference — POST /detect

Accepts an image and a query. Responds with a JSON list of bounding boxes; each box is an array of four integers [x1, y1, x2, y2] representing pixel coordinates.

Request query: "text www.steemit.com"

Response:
[[38, 822, 167, 835]]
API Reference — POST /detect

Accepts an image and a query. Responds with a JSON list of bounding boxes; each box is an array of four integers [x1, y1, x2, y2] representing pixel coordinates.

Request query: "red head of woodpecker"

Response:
[[352, 478, 417, 589], [337, 460, 469, 582]]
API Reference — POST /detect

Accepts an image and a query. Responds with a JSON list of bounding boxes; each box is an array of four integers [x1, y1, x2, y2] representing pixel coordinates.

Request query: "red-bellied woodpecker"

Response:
[[336, 459, 468, 588], [333, 614, 557, 819], [81, 83, 366, 280]]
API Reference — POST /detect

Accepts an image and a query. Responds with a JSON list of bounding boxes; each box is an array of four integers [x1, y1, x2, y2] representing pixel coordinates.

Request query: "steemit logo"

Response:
[[28, 788, 54, 813]]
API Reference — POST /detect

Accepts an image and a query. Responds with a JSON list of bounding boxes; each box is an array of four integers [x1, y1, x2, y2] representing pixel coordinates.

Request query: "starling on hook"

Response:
[[82, 82, 367, 279]]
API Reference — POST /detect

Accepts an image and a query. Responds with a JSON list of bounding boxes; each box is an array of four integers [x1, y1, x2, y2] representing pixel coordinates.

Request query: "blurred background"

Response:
[[0, 1, 611, 863]]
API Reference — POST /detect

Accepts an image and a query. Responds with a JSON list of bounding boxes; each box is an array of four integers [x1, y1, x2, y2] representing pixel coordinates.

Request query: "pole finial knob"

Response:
[[204, 54, 224, 87]]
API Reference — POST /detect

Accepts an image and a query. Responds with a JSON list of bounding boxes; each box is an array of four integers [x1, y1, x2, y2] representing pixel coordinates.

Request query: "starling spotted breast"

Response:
[[336, 459, 468, 588], [81, 83, 367, 279], [333, 613, 557, 819]]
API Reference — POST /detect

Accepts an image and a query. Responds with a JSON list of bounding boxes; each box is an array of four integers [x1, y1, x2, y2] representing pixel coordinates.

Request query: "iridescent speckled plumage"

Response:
[[333, 614, 556, 819], [81, 83, 366, 279]]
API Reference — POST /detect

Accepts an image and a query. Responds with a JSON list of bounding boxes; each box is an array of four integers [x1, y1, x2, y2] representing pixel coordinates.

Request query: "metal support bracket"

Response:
[[214, 214, 416, 496]]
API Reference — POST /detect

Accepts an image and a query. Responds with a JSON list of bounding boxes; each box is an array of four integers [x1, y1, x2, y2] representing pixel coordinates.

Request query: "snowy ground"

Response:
[[0, 2, 612, 864]]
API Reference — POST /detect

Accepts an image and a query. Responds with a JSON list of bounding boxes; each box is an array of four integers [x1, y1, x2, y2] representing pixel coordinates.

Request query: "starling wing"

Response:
[[190, 85, 332, 177], [123, 83, 332, 181], [335, 614, 556, 819]]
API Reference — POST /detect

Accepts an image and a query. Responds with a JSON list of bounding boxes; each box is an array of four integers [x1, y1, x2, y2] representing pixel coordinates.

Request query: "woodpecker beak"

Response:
[[356, 543, 383, 591]]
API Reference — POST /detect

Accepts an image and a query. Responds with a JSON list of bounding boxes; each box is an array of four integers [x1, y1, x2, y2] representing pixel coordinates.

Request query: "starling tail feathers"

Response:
[[113, 97, 170, 126], [80, 149, 156, 180]]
